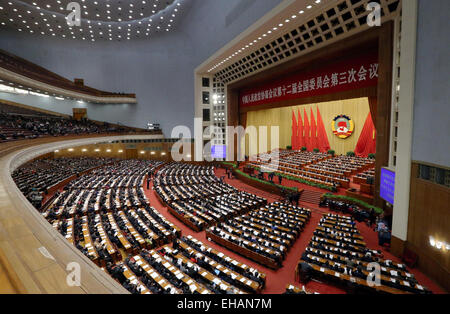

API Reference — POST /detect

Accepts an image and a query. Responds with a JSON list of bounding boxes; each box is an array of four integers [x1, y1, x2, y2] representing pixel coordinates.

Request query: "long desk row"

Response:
[[207, 202, 311, 269], [298, 213, 431, 294], [177, 235, 265, 293], [249, 162, 342, 189], [168, 192, 267, 231], [41, 161, 181, 269], [107, 234, 268, 294]]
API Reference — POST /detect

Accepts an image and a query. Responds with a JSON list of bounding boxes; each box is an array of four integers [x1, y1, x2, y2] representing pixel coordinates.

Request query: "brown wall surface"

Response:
[[405, 163, 450, 292]]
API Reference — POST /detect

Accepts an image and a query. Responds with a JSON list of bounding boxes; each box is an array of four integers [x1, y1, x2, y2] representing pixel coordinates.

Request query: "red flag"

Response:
[[303, 108, 311, 151], [316, 106, 330, 152], [291, 110, 298, 149], [297, 109, 304, 149], [310, 107, 318, 150], [355, 113, 376, 157]]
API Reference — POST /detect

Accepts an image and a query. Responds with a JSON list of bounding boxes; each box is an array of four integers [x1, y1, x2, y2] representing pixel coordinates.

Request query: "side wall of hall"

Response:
[[0, 0, 283, 136], [412, 0, 450, 168], [406, 0, 450, 292]]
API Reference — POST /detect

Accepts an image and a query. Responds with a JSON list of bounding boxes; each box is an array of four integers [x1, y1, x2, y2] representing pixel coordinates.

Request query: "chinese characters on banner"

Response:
[[239, 52, 379, 108], [380, 167, 395, 204]]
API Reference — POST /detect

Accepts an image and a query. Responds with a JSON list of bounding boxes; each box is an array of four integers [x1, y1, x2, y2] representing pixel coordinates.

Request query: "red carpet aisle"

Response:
[[143, 167, 445, 294], [144, 168, 346, 294]]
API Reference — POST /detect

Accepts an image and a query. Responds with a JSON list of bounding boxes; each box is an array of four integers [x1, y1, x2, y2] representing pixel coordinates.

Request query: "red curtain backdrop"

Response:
[[310, 107, 318, 150], [297, 110, 304, 150], [303, 108, 311, 151], [355, 112, 377, 157], [368, 96, 378, 126], [291, 110, 298, 149], [316, 106, 330, 152]]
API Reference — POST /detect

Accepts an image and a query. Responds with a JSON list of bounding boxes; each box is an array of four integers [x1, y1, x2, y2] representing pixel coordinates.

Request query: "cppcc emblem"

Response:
[[332, 115, 354, 139]]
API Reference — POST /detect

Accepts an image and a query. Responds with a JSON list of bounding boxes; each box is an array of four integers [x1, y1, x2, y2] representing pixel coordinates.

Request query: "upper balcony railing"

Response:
[[0, 49, 136, 101]]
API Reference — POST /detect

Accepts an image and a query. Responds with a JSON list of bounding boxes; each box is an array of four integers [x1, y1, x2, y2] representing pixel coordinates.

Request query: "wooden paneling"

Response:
[[54, 142, 184, 161], [345, 188, 374, 204], [405, 163, 450, 292], [126, 148, 138, 159], [0, 133, 152, 160], [227, 88, 241, 160], [390, 235, 406, 258], [373, 21, 394, 208], [72, 108, 87, 120], [0, 245, 26, 293]]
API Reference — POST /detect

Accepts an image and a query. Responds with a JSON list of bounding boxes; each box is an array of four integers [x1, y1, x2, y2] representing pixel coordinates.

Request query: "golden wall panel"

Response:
[[244, 97, 370, 155]]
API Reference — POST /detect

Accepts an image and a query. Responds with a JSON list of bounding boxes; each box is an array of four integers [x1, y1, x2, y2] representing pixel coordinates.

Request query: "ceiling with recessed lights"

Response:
[[198, 0, 401, 84], [0, 0, 189, 41]]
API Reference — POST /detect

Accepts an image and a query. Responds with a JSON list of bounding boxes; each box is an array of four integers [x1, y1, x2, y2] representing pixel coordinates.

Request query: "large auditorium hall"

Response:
[[0, 0, 448, 308]]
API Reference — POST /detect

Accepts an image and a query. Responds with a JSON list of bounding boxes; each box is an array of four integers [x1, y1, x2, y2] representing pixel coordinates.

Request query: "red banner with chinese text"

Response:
[[239, 52, 378, 108]]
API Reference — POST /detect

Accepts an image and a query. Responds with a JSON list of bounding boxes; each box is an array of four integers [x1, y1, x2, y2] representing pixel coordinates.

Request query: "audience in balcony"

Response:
[[0, 103, 155, 143], [0, 111, 122, 141]]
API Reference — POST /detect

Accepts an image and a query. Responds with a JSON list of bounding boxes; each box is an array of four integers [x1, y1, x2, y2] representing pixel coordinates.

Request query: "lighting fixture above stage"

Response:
[[206, 0, 325, 73]]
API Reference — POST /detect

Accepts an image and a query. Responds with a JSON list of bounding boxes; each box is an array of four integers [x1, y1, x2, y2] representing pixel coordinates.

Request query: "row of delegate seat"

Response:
[[155, 175, 221, 186], [298, 213, 431, 294], [250, 161, 346, 188], [155, 182, 238, 203], [254, 150, 328, 168], [18, 158, 270, 294], [249, 151, 360, 188], [52, 200, 181, 266], [156, 162, 216, 176], [41, 160, 180, 267], [108, 236, 266, 294], [64, 159, 163, 190], [154, 163, 266, 231], [353, 167, 375, 184], [176, 235, 265, 292], [12, 157, 114, 207], [43, 160, 162, 218], [305, 155, 374, 177], [206, 202, 311, 269], [167, 191, 267, 232]]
